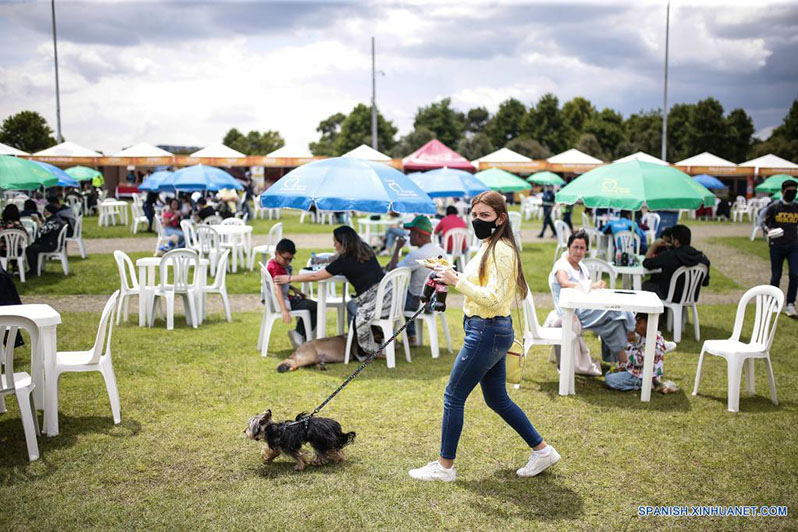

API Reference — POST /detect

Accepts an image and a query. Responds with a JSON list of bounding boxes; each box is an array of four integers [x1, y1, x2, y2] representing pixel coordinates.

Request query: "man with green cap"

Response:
[[387, 215, 446, 344]]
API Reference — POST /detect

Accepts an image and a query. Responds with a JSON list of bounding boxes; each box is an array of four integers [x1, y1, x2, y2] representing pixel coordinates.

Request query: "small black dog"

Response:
[[245, 410, 356, 470]]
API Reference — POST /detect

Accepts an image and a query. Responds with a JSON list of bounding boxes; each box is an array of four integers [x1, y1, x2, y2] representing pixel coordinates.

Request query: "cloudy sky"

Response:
[[1, 0, 796, 155]]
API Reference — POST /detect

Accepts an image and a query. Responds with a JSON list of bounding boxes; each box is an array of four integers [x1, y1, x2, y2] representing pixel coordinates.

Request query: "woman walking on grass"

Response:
[[409, 191, 560, 482]]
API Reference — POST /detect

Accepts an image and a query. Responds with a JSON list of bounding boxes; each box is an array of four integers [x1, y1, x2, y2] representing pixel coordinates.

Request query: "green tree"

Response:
[[457, 132, 494, 161], [585, 108, 626, 158], [390, 127, 436, 158], [723, 108, 754, 162], [686, 97, 727, 156], [505, 136, 551, 159], [0, 110, 57, 152], [561, 97, 596, 145], [222, 128, 284, 155], [413, 98, 465, 148], [624, 110, 662, 157], [309, 112, 346, 156], [485, 98, 526, 147], [523, 93, 569, 153], [747, 99, 798, 163], [575, 133, 604, 159], [465, 107, 490, 134], [333, 103, 398, 155], [666, 103, 694, 161]]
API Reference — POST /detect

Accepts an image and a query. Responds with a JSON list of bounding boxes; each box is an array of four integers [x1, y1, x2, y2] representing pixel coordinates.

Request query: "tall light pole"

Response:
[[371, 36, 377, 150], [661, 0, 670, 161], [51, 0, 63, 142]]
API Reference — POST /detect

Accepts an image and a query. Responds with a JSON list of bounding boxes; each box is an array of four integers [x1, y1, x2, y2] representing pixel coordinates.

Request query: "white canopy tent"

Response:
[[34, 141, 102, 157], [614, 151, 669, 165], [739, 153, 798, 174], [342, 144, 391, 162], [0, 142, 28, 156], [112, 142, 173, 157], [266, 145, 313, 158], [190, 144, 245, 158], [471, 147, 532, 166], [675, 152, 737, 167], [547, 148, 603, 165]]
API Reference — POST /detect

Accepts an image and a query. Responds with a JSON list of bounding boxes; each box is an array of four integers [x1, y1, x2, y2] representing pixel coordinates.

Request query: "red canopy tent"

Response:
[[402, 139, 476, 172]]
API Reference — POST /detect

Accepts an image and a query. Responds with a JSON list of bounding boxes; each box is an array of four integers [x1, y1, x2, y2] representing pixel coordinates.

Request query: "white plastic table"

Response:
[[558, 288, 663, 402], [209, 224, 252, 273], [0, 304, 62, 436], [357, 217, 401, 247], [307, 273, 348, 339], [98, 200, 129, 227], [613, 258, 661, 290], [136, 256, 209, 327]]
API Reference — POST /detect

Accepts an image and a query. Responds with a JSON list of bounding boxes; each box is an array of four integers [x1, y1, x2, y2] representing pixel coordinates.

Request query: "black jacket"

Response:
[[642, 245, 711, 300]]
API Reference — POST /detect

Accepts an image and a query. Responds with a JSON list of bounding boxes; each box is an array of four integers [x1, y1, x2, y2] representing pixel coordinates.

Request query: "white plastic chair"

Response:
[[0, 229, 29, 283], [53, 290, 122, 433], [344, 268, 412, 369], [249, 222, 283, 271], [0, 324, 40, 461], [148, 249, 200, 330], [20, 217, 38, 242], [38, 225, 69, 276], [403, 302, 452, 360], [508, 211, 523, 251], [202, 214, 223, 225], [662, 264, 708, 342], [553, 220, 571, 261], [441, 228, 469, 272], [301, 252, 347, 332], [65, 195, 82, 216], [257, 262, 313, 357], [614, 230, 641, 257], [693, 285, 783, 412], [131, 203, 149, 234], [180, 219, 198, 252], [194, 225, 223, 276], [152, 216, 171, 254], [521, 290, 562, 388], [221, 217, 245, 226], [65, 214, 87, 259], [113, 250, 140, 324], [641, 212, 661, 245], [203, 249, 232, 322], [582, 258, 617, 289], [219, 217, 248, 270]]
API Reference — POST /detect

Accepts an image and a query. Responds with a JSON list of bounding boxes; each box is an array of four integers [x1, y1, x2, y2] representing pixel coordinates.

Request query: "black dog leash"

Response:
[[286, 303, 429, 428]]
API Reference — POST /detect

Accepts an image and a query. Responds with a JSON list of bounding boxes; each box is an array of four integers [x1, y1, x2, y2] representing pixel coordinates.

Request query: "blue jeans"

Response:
[[605, 370, 642, 391], [384, 227, 407, 250], [440, 315, 543, 460], [162, 226, 184, 248], [404, 292, 420, 337], [769, 245, 798, 304]]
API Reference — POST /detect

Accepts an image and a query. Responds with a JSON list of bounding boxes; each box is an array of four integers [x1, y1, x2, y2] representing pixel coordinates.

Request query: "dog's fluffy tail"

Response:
[[339, 431, 356, 448]]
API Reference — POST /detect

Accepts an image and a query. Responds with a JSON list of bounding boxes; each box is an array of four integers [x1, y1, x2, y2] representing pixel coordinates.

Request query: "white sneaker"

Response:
[[408, 461, 456, 482], [288, 330, 304, 349], [785, 304, 797, 318], [516, 446, 561, 477]]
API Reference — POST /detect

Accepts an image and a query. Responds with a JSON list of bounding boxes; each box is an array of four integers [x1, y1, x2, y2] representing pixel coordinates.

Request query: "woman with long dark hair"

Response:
[[409, 190, 560, 482], [275, 225, 389, 355]]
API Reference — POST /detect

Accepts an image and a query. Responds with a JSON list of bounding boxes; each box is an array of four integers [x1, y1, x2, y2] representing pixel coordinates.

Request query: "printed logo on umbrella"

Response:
[[387, 180, 419, 197], [280, 175, 306, 192], [601, 178, 630, 195]]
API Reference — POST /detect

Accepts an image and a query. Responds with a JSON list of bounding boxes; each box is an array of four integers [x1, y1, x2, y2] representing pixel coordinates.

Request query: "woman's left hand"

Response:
[[433, 266, 459, 286]]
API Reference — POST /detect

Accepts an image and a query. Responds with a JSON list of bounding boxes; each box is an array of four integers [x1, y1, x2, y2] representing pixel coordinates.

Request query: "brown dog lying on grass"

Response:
[[277, 334, 348, 372]]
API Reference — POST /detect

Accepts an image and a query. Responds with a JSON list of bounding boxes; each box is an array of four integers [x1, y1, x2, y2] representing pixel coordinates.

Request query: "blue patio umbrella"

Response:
[[409, 167, 490, 198], [30, 160, 79, 187], [159, 164, 242, 192], [260, 157, 436, 214], [138, 170, 173, 191], [692, 174, 725, 190]]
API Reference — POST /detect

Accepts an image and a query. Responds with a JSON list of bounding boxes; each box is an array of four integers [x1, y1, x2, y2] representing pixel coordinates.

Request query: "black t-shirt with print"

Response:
[[325, 254, 384, 297]]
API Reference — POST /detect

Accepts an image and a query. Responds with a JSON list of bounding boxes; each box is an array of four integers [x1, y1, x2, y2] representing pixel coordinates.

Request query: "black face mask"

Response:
[[783, 188, 797, 203], [472, 218, 498, 240]]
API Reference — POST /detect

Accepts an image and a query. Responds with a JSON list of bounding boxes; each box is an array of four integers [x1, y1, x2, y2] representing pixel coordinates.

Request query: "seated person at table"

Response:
[[386, 215, 446, 344], [194, 197, 217, 222], [25, 204, 64, 274], [20, 199, 43, 225], [48, 195, 76, 238], [434, 206, 468, 252], [158, 198, 185, 254], [642, 224, 710, 301], [267, 238, 318, 348], [605, 313, 677, 393], [550, 230, 635, 363], [600, 210, 647, 254], [276, 226, 389, 358], [378, 211, 406, 255], [1, 204, 26, 259]]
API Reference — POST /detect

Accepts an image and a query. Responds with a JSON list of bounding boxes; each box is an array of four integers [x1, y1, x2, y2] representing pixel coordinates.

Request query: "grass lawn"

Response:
[[710, 236, 771, 261], [1, 305, 796, 530]]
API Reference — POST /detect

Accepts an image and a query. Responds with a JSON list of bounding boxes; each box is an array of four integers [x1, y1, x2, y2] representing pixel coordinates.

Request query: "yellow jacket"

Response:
[[455, 239, 518, 318]]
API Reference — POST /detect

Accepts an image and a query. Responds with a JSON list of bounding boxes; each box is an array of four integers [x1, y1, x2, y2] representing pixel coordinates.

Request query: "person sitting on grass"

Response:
[[386, 215, 446, 345], [266, 238, 318, 349], [605, 313, 677, 394]]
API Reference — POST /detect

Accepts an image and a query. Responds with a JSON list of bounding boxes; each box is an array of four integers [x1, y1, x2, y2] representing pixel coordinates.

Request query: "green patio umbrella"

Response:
[[65, 165, 102, 182], [474, 168, 531, 192], [527, 171, 565, 186], [755, 174, 797, 194], [0, 155, 58, 190], [555, 160, 715, 210]]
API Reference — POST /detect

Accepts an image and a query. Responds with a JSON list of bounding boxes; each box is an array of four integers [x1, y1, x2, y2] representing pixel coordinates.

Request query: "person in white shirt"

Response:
[[386, 215, 445, 344]]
